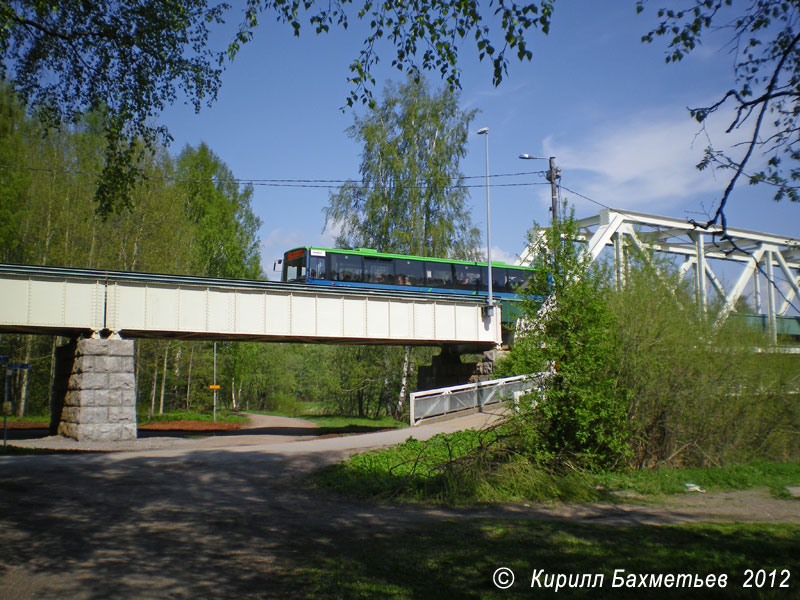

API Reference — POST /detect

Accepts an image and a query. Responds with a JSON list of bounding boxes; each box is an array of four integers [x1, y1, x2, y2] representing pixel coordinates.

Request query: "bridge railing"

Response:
[[409, 373, 543, 426]]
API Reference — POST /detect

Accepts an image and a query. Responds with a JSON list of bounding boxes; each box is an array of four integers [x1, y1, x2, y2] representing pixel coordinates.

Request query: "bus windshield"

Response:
[[283, 249, 307, 282]]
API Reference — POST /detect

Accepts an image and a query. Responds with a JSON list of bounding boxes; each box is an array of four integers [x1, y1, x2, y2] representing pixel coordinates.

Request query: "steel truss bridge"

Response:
[[0, 264, 501, 350], [520, 208, 800, 345]]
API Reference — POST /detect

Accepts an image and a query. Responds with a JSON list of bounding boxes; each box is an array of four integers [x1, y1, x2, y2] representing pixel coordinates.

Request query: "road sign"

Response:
[[7, 363, 30, 370], [0, 355, 8, 364], [208, 384, 220, 390]]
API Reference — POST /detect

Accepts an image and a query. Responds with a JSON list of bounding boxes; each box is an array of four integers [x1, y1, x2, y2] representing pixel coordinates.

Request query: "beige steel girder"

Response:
[[0, 266, 502, 350]]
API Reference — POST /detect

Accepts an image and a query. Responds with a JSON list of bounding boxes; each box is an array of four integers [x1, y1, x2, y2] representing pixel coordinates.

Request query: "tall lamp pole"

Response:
[[519, 154, 561, 225], [477, 127, 493, 315]]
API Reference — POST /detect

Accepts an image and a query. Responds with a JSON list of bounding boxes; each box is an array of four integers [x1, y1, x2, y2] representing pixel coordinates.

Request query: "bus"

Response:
[[280, 246, 538, 324]]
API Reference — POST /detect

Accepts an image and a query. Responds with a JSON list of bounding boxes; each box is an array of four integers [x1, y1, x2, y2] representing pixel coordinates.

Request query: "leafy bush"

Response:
[[497, 211, 800, 470]]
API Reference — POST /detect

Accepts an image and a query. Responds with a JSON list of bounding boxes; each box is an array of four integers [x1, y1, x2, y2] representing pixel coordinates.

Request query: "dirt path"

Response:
[[1, 411, 798, 599]]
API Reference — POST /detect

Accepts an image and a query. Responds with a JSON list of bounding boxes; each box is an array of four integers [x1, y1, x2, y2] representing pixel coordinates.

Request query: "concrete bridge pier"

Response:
[[50, 338, 137, 441], [417, 346, 505, 391]]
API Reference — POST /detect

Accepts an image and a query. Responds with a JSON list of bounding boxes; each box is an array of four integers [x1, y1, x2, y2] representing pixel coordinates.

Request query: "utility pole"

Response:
[[519, 154, 561, 225], [546, 156, 561, 225], [213, 341, 217, 422]]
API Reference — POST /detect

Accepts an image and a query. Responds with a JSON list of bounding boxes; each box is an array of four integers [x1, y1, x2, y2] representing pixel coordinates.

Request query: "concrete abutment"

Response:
[[417, 346, 506, 391]]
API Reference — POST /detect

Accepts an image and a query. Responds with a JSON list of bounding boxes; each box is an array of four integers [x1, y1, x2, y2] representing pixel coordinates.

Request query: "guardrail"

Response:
[[409, 373, 543, 426]]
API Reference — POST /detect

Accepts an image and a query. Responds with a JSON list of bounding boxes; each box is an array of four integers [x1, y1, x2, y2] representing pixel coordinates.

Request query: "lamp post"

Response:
[[519, 154, 560, 225], [477, 127, 493, 315]]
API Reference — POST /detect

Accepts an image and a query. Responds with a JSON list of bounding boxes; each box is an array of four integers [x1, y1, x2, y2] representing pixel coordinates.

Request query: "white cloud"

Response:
[[485, 245, 518, 265], [541, 106, 747, 213]]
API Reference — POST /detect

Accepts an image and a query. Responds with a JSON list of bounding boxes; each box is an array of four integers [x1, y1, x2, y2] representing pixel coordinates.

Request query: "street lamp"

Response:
[[477, 127, 493, 316], [519, 154, 561, 225]]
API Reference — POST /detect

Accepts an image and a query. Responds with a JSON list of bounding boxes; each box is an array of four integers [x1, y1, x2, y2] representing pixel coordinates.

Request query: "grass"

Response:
[[137, 409, 248, 425], [309, 414, 406, 435], [2, 415, 49, 423], [593, 461, 800, 499], [313, 428, 800, 504], [249, 409, 407, 434], [286, 520, 800, 599]]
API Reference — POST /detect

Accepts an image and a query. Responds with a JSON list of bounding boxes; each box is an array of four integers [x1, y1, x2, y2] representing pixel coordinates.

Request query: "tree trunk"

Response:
[[396, 346, 411, 418], [185, 346, 194, 410], [150, 363, 158, 418], [47, 336, 57, 418], [159, 342, 170, 414], [16, 335, 33, 417]]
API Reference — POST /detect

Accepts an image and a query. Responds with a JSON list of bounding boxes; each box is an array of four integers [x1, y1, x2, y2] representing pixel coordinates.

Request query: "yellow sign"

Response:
[[208, 384, 221, 390]]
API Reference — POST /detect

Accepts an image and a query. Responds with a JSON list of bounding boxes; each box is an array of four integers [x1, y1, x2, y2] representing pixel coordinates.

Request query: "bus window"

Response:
[[363, 257, 394, 284], [454, 264, 482, 291], [490, 267, 508, 293], [309, 256, 327, 280], [283, 249, 306, 282], [330, 253, 363, 282], [395, 259, 424, 286], [506, 268, 531, 291], [425, 262, 453, 288]]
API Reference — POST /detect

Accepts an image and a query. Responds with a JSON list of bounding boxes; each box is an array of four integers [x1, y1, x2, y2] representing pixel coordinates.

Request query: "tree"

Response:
[[497, 210, 631, 470], [324, 76, 480, 260], [639, 0, 800, 231], [0, 0, 227, 215], [175, 143, 262, 279], [1, 0, 554, 215]]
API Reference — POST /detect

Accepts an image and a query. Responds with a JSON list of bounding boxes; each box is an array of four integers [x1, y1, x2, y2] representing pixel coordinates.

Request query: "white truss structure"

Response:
[[518, 208, 800, 344]]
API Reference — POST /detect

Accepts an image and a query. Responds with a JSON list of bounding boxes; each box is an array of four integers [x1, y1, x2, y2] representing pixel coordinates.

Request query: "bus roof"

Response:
[[286, 246, 536, 270]]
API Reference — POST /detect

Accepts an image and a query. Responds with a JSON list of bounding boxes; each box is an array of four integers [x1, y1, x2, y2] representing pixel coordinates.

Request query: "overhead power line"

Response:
[[0, 163, 549, 189]]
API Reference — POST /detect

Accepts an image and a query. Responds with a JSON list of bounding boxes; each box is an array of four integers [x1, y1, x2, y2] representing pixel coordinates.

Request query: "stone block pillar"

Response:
[[417, 347, 508, 391], [57, 338, 137, 441]]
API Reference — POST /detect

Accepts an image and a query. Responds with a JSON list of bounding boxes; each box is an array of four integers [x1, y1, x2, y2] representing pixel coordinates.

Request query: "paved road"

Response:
[[1, 409, 797, 599]]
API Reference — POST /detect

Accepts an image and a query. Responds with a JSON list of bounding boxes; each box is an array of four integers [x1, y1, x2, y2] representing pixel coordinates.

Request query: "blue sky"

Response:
[[160, 0, 799, 279]]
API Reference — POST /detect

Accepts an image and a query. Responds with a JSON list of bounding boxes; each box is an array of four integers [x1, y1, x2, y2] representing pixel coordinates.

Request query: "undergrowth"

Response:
[[313, 425, 800, 505]]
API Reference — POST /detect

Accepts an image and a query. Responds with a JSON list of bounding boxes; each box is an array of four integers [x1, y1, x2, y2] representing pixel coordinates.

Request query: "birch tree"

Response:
[[325, 76, 480, 259]]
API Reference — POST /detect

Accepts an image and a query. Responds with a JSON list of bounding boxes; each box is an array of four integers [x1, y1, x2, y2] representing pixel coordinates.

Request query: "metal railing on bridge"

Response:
[[409, 373, 543, 426]]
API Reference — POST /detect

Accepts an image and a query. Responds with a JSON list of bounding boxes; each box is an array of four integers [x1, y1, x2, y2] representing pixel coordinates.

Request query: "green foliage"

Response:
[[314, 429, 504, 502], [322, 77, 483, 420], [0, 0, 227, 214], [608, 261, 800, 468], [1, 0, 555, 213], [175, 143, 262, 279], [497, 212, 631, 470], [638, 0, 800, 215], [234, 0, 555, 108], [498, 211, 799, 472], [325, 76, 481, 260]]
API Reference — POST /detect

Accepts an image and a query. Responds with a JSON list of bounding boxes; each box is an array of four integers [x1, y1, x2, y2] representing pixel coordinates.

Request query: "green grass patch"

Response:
[[592, 461, 800, 499], [249, 410, 407, 434], [310, 414, 406, 435], [137, 409, 248, 425], [287, 520, 800, 599], [313, 428, 800, 505], [2, 415, 49, 423]]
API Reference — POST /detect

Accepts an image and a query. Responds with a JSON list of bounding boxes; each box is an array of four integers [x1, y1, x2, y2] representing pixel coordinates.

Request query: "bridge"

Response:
[[0, 264, 500, 347], [3, 208, 798, 441], [0, 263, 501, 441], [518, 208, 800, 343]]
